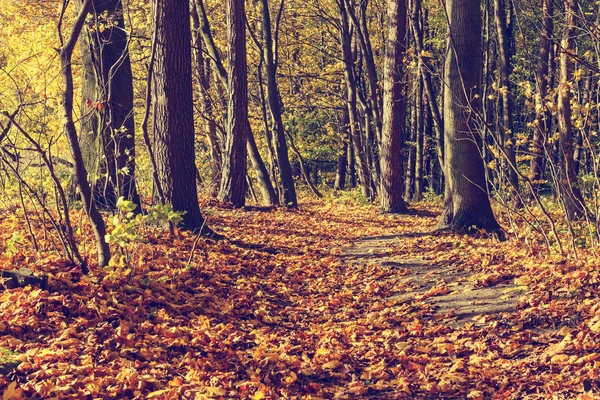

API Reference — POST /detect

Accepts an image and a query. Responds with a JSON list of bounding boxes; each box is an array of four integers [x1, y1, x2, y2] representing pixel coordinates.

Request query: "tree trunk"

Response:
[[493, 0, 518, 194], [335, 110, 350, 191], [415, 75, 425, 202], [261, 0, 298, 207], [247, 125, 278, 206], [191, 1, 222, 197], [528, 0, 553, 189], [437, 0, 501, 233], [219, 0, 249, 207], [380, 0, 408, 213], [59, 0, 111, 267], [79, 0, 140, 212], [152, 0, 213, 234], [338, 0, 372, 201], [557, 0, 587, 221]]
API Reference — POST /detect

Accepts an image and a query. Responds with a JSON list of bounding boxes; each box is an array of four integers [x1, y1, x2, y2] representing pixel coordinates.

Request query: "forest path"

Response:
[[341, 233, 525, 326]]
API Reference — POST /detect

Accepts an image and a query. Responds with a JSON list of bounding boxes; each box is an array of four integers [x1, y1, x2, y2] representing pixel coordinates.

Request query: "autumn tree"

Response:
[[380, 0, 408, 213], [59, 0, 111, 267], [218, 0, 249, 207], [437, 0, 501, 232], [78, 0, 140, 212], [528, 0, 553, 191], [556, 0, 587, 221], [151, 0, 213, 233]]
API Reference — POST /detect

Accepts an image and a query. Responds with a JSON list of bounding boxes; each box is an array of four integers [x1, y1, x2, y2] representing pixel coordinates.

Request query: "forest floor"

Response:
[[0, 195, 599, 399]]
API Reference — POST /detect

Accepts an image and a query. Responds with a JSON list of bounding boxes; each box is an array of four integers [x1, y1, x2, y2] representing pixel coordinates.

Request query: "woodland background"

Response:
[[1, 0, 600, 398]]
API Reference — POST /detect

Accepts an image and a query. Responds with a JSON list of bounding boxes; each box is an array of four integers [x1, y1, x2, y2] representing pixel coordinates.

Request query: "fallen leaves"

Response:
[[0, 199, 599, 398]]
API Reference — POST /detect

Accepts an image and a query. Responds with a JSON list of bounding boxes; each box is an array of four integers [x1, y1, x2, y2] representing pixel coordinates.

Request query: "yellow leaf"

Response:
[[205, 387, 226, 396], [467, 390, 484, 400], [514, 276, 531, 286], [322, 360, 342, 370], [251, 390, 266, 400], [3, 382, 24, 400], [551, 354, 569, 364]]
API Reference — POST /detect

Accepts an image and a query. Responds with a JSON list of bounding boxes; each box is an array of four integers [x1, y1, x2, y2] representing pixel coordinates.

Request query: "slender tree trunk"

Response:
[[152, 0, 213, 234], [247, 126, 278, 206], [437, 0, 501, 233], [335, 110, 350, 191], [261, 0, 298, 207], [219, 0, 249, 207], [557, 0, 587, 221], [529, 0, 553, 189], [410, 0, 443, 171], [338, 0, 372, 201], [59, 0, 111, 267], [494, 0, 518, 193], [415, 75, 425, 202], [191, 1, 222, 197], [380, 0, 408, 213]]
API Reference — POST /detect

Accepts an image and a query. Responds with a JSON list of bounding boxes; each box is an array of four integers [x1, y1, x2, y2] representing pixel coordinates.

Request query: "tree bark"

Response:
[[152, 0, 213, 233], [247, 126, 278, 206], [528, 0, 553, 189], [219, 0, 249, 207], [557, 0, 587, 221], [59, 0, 111, 266], [338, 0, 372, 201], [260, 0, 298, 207], [191, 1, 222, 197], [493, 0, 518, 193], [335, 110, 350, 191], [80, 0, 140, 212], [437, 0, 501, 233], [380, 0, 408, 213]]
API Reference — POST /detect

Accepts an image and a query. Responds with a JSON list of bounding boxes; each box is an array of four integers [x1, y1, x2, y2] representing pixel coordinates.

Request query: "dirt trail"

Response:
[[342, 233, 526, 326]]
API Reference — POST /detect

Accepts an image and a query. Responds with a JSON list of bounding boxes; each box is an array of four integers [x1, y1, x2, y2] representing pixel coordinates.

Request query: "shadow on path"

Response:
[[341, 233, 525, 326]]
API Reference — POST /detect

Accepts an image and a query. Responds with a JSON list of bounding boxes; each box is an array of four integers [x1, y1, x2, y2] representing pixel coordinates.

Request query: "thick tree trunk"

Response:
[[437, 0, 501, 233], [80, 0, 140, 212], [261, 0, 298, 207], [59, 0, 111, 267], [152, 0, 212, 233], [380, 0, 408, 213], [219, 0, 249, 207], [528, 0, 553, 189], [557, 0, 587, 221]]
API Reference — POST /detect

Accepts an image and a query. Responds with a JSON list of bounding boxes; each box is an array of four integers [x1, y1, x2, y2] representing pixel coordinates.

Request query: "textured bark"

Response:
[[59, 0, 111, 267], [335, 110, 350, 191], [415, 75, 425, 202], [528, 0, 553, 187], [219, 0, 249, 207], [191, 1, 222, 196], [380, 0, 408, 213], [494, 0, 518, 193], [338, 0, 372, 201], [80, 0, 140, 211], [261, 0, 298, 207], [247, 126, 278, 206], [557, 0, 587, 221], [410, 0, 443, 171], [152, 0, 211, 233], [437, 0, 501, 233]]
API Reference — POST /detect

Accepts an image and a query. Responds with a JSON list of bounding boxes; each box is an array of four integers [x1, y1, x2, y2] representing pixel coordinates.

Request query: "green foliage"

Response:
[[105, 197, 183, 248]]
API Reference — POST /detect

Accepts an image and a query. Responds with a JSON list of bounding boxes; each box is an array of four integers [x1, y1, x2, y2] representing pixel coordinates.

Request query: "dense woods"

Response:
[[3, 0, 600, 397]]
